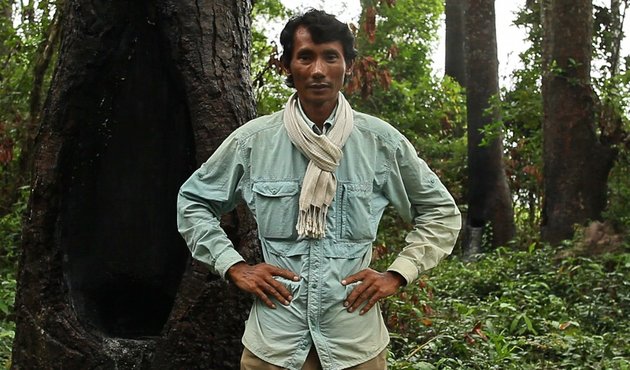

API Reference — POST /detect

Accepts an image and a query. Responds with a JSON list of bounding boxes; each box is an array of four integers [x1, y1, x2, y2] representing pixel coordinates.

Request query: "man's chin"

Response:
[[299, 93, 339, 105]]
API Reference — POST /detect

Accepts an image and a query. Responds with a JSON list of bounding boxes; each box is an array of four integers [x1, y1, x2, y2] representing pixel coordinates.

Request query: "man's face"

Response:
[[288, 26, 350, 110]]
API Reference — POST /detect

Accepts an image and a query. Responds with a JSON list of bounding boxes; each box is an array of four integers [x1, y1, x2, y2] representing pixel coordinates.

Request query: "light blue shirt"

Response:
[[177, 107, 461, 369]]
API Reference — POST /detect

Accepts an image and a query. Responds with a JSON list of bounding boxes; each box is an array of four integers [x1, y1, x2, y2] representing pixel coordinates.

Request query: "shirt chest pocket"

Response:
[[339, 183, 375, 241], [252, 181, 300, 239]]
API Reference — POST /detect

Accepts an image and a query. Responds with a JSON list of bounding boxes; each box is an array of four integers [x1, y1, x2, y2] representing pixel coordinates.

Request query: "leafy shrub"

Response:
[[0, 187, 27, 367], [0, 275, 15, 368], [373, 243, 630, 369]]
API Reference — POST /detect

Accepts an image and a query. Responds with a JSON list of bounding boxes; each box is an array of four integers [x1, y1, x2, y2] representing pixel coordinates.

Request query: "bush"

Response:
[[0, 275, 15, 368], [374, 243, 630, 369], [0, 187, 27, 367]]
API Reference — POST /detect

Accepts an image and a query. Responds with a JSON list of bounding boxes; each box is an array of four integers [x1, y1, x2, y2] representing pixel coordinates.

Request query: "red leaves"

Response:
[[464, 322, 488, 345], [421, 317, 433, 327], [364, 6, 377, 44], [363, 1, 397, 44], [347, 3, 398, 100], [558, 321, 572, 330], [421, 303, 433, 316], [346, 56, 391, 100], [372, 243, 389, 261]]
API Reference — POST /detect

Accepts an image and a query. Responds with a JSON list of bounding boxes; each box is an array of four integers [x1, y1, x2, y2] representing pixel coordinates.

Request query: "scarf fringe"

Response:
[[297, 205, 327, 239]]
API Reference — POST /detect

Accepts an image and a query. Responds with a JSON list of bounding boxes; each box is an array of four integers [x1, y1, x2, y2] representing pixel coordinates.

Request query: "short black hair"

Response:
[[279, 9, 358, 87]]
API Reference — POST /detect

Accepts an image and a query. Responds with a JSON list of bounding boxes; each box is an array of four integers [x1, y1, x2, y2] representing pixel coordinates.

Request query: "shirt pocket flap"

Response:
[[252, 181, 299, 197], [266, 240, 310, 257], [322, 242, 369, 259]]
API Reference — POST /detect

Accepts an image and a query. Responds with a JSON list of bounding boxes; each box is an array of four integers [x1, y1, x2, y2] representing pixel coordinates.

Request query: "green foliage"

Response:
[[0, 275, 15, 369], [251, 0, 292, 115], [347, 0, 467, 205], [0, 187, 27, 367], [0, 1, 57, 362], [605, 137, 630, 230], [0, 0, 57, 213], [0, 0, 57, 124], [372, 244, 630, 369], [0, 186, 28, 268]]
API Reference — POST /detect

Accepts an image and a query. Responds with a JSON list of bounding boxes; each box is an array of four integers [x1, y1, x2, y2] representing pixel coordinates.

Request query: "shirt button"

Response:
[[311, 283, 318, 288]]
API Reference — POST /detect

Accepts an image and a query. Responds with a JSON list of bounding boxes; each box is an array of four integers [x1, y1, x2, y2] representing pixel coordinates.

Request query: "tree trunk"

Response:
[[445, 0, 467, 87], [541, 0, 616, 244], [463, 0, 515, 254], [12, 0, 259, 368]]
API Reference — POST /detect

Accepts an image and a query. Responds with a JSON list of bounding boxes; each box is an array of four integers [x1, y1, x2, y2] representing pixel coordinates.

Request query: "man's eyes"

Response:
[[296, 53, 341, 62]]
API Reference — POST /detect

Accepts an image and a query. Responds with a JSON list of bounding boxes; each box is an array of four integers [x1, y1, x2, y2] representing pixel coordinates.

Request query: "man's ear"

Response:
[[281, 62, 291, 76], [345, 62, 353, 75]]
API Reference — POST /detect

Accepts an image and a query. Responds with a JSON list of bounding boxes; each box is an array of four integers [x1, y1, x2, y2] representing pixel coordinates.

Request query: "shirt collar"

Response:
[[297, 98, 337, 135]]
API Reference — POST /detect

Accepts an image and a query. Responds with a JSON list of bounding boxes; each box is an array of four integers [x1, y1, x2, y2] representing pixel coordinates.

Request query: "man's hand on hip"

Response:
[[341, 269, 406, 315], [227, 262, 300, 309]]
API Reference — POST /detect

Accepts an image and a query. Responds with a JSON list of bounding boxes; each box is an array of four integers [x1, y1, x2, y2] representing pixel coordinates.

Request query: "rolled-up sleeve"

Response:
[[177, 134, 247, 279], [383, 136, 462, 284]]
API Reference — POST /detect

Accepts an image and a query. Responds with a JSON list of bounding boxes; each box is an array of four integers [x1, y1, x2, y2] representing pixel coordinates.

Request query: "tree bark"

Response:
[[541, 0, 616, 244], [463, 0, 515, 253], [445, 0, 467, 87], [12, 0, 259, 368]]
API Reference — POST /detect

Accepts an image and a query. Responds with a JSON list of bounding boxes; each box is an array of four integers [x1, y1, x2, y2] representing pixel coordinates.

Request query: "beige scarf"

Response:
[[283, 93, 354, 239]]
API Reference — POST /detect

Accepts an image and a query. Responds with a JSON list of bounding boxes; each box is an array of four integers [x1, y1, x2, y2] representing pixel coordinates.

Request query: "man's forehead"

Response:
[[293, 26, 344, 50]]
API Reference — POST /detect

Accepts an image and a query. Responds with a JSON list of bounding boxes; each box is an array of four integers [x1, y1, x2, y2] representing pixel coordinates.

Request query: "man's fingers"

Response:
[[270, 266, 300, 282], [359, 296, 381, 315], [228, 263, 299, 307], [344, 281, 371, 309], [348, 285, 377, 313], [343, 269, 404, 314], [341, 270, 365, 286], [267, 277, 293, 305], [253, 286, 277, 309]]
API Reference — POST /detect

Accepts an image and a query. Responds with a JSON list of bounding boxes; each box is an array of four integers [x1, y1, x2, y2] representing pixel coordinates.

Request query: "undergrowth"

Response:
[[376, 238, 630, 369], [0, 187, 27, 368]]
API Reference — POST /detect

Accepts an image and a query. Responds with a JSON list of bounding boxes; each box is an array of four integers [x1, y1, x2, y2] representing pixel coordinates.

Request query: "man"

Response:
[[177, 9, 461, 370]]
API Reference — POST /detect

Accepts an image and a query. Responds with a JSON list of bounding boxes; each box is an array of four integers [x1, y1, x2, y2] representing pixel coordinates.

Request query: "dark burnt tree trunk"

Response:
[[12, 0, 259, 369], [463, 0, 515, 255], [445, 0, 467, 87], [540, 0, 616, 244]]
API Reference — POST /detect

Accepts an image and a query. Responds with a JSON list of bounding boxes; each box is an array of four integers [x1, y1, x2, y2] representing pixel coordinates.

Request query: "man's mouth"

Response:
[[308, 83, 330, 89]]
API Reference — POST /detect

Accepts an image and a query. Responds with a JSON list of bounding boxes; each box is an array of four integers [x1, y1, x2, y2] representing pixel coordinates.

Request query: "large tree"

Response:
[[12, 0, 259, 368], [463, 0, 515, 253], [540, 0, 616, 244]]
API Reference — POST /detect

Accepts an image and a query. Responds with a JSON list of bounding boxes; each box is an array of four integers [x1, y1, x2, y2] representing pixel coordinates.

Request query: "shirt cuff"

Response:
[[216, 248, 246, 280], [387, 257, 419, 285]]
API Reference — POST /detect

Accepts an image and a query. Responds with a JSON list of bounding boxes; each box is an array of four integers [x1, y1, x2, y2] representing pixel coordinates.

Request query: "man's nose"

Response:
[[312, 58, 325, 78]]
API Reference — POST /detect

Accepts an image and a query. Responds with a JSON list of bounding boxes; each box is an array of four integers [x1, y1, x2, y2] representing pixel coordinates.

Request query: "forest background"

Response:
[[0, 0, 629, 369]]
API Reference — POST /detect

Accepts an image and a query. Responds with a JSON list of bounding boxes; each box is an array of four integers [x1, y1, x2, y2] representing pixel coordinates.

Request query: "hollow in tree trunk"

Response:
[[12, 1, 259, 368]]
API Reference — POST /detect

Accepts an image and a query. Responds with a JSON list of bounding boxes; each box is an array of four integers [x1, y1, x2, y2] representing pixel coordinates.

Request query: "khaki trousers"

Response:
[[240, 347, 387, 370]]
